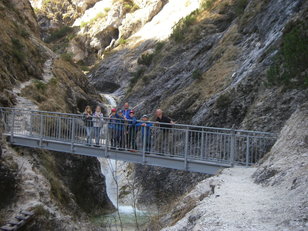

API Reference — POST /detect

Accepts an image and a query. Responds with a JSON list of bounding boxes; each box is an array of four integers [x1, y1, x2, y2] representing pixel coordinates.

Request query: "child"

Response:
[[136, 115, 153, 153]]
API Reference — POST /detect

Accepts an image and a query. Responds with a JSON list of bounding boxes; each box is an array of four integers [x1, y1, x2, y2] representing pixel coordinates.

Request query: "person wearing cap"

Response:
[[126, 110, 137, 150], [136, 115, 153, 153], [108, 108, 119, 148]]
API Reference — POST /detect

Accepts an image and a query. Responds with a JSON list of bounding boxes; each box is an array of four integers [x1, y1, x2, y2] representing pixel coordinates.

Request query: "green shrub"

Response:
[[11, 38, 25, 62], [129, 67, 146, 91], [121, 0, 139, 13], [20, 29, 30, 38], [170, 11, 197, 42], [216, 94, 231, 108], [267, 22, 308, 88], [201, 0, 217, 10], [138, 53, 154, 66], [60, 52, 74, 63], [118, 37, 128, 45], [234, 0, 248, 15], [33, 80, 47, 91], [45, 26, 73, 43], [48, 78, 58, 86], [155, 41, 165, 52], [192, 69, 203, 80]]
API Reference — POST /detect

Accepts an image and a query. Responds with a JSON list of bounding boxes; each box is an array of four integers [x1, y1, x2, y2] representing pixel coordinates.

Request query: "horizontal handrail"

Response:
[[0, 107, 277, 137]]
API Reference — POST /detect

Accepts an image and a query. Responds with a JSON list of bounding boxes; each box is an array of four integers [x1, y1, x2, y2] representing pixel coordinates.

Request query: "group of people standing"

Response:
[[82, 103, 174, 153]]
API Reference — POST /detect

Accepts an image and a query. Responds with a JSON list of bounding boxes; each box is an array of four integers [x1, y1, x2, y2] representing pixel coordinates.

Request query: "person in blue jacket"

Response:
[[108, 108, 119, 148], [126, 110, 137, 150], [136, 115, 153, 153], [116, 110, 126, 150]]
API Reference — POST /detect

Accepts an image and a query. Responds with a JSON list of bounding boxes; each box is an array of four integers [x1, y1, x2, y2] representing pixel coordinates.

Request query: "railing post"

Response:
[[142, 128, 147, 164], [39, 114, 44, 147], [57, 117, 61, 139], [246, 136, 250, 166], [71, 117, 75, 152], [105, 122, 109, 158], [29, 111, 33, 136], [10, 110, 16, 143], [200, 129, 204, 160], [184, 128, 189, 170], [230, 129, 236, 166]]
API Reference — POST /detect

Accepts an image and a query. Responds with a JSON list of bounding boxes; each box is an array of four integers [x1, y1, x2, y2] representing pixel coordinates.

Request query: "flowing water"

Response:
[[96, 93, 150, 230]]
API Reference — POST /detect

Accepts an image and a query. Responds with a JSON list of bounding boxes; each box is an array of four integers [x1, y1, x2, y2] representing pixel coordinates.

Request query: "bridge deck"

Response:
[[0, 107, 277, 174]]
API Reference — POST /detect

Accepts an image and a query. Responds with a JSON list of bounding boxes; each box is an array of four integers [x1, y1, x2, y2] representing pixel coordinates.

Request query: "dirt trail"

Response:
[[163, 167, 306, 231]]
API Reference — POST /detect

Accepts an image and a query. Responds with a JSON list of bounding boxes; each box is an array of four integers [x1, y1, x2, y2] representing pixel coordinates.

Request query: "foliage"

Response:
[[138, 53, 155, 66], [216, 94, 231, 108], [48, 77, 58, 86], [201, 0, 217, 10], [120, 0, 140, 13], [155, 41, 165, 52], [131, 67, 146, 85], [234, 0, 248, 15], [20, 28, 30, 38], [118, 37, 128, 45], [170, 11, 198, 42], [80, 9, 109, 27], [33, 80, 47, 91], [192, 69, 203, 80], [45, 26, 73, 43], [11, 38, 25, 62], [60, 52, 74, 63], [267, 22, 308, 88]]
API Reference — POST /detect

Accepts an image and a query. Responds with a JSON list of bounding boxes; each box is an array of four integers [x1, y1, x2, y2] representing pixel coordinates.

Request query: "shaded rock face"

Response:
[[0, 160, 18, 209], [134, 165, 206, 208], [52, 152, 114, 214], [0, 0, 114, 229]]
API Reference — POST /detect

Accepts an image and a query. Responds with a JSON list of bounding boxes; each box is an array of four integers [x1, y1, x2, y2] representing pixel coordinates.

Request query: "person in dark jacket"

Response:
[[83, 105, 93, 145], [155, 109, 174, 154], [126, 110, 137, 151], [136, 115, 153, 153], [116, 110, 125, 150]]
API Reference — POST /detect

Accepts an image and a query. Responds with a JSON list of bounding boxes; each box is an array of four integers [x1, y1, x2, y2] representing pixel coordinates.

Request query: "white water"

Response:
[[98, 93, 147, 221]]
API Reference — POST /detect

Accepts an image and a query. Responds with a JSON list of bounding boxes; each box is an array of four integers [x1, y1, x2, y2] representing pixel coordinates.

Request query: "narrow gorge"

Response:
[[0, 0, 307, 230]]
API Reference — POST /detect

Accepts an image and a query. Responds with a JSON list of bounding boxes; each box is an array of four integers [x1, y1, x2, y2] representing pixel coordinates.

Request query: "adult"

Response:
[[108, 108, 119, 149], [82, 106, 93, 145], [93, 106, 104, 146], [126, 110, 137, 150], [155, 109, 174, 155], [155, 109, 174, 127], [122, 102, 131, 119], [116, 110, 125, 150]]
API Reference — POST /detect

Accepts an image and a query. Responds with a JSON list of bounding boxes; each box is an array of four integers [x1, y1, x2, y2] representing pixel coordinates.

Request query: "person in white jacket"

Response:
[[93, 106, 104, 146]]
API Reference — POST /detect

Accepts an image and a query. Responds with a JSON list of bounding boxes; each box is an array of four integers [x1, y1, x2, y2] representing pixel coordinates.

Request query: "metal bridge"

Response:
[[0, 107, 277, 174]]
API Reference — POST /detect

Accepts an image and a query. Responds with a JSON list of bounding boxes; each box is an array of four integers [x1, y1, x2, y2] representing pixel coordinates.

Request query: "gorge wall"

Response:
[[0, 0, 113, 230]]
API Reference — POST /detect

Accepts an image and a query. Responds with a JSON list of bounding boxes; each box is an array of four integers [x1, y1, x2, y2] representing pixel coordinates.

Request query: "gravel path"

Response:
[[162, 167, 307, 231]]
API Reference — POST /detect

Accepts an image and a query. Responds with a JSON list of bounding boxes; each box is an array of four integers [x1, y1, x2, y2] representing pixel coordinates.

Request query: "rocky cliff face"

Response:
[[151, 102, 307, 230], [0, 0, 113, 229], [89, 0, 307, 212]]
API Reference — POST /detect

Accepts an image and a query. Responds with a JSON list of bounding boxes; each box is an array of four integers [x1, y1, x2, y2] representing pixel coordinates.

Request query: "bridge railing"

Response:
[[0, 107, 277, 166]]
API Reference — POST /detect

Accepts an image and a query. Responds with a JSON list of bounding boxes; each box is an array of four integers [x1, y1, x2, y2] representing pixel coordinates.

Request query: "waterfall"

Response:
[[98, 94, 146, 216]]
